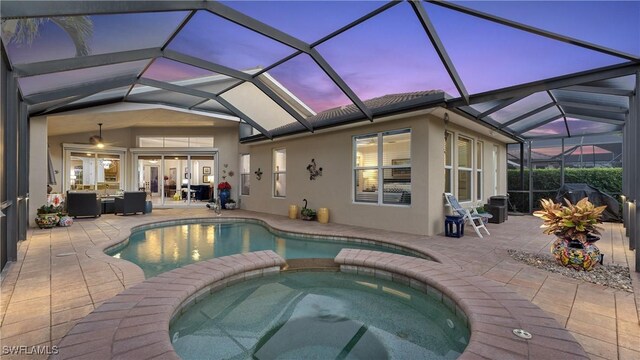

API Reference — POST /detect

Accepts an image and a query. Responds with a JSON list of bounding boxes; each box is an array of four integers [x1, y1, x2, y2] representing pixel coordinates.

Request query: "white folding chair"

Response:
[[444, 193, 491, 238]]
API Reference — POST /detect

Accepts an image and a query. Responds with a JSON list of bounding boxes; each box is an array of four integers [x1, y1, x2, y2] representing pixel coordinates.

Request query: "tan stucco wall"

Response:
[[28, 117, 48, 226], [241, 113, 508, 236]]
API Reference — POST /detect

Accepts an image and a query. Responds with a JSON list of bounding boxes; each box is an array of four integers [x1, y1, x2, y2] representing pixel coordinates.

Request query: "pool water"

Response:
[[110, 222, 417, 278], [170, 272, 469, 360]]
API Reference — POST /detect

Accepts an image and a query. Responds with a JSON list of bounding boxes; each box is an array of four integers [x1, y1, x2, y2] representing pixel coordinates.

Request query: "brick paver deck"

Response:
[[0, 209, 638, 359]]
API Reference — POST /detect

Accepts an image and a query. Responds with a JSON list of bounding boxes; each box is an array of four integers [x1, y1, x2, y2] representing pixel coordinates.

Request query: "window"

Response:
[[139, 137, 164, 147], [476, 141, 483, 201], [67, 151, 123, 194], [164, 137, 189, 147], [446, 133, 491, 203], [457, 136, 473, 202], [354, 129, 411, 205], [273, 149, 286, 197], [138, 136, 214, 147], [444, 132, 453, 193], [240, 154, 250, 196]]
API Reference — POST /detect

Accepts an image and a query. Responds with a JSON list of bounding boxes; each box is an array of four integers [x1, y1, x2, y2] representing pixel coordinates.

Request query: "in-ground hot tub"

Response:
[[170, 271, 469, 360], [55, 251, 588, 359], [108, 219, 427, 278]]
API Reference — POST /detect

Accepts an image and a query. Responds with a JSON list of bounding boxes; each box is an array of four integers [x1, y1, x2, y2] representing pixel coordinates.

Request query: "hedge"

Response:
[[507, 168, 622, 194], [507, 168, 622, 212]]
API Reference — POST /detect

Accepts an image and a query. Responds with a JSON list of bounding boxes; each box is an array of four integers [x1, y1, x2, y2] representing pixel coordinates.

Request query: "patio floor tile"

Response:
[[1, 210, 637, 360]]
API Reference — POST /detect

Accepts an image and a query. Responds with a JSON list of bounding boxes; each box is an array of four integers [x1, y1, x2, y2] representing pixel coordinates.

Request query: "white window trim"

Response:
[[456, 134, 474, 203], [493, 145, 499, 196], [273, 148, 286, 198], [352, 129, 411, 206], [445, 131, 453, 195], [476, 140, 483, 202], [447, 132, 499, 206], [240, 154, 250, 196], [137, 136, 214, 148], [353, 131, 378, 204]]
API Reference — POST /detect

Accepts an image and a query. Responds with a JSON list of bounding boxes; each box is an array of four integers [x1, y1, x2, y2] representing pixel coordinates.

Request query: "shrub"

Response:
[[507, 168, 621, 194], [533, 198, 606, 243], [507, 167, 622, 213]]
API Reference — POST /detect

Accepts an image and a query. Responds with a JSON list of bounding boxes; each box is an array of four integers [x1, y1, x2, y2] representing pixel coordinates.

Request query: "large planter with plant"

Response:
[[217, 181, 231, 209], [533, 198, 606, 271], [35, 204, 61, 229]]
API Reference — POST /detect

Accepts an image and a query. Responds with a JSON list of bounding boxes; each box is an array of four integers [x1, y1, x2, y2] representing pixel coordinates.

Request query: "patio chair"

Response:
[[66, 191, 101, 218], [114, 191, 146, 215], [444, 193, 491, 238]]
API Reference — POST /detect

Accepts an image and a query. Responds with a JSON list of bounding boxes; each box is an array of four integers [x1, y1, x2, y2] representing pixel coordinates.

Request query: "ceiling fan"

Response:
[[89, 123, 105, 148]]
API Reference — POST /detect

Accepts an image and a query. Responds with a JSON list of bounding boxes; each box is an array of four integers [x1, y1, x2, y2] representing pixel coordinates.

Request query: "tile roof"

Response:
[[270, 90, 443, 135]]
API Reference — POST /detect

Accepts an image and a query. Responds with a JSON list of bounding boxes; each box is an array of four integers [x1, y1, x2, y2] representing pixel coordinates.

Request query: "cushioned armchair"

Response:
[[114, 191, 146, 215], [180, 185, 211, 201], [194, 185, 210, 201], [66, 192, 101, 218]]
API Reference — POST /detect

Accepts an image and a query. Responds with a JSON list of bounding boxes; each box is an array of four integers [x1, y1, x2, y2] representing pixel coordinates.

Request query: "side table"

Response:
[[445, 215, 465, 238]]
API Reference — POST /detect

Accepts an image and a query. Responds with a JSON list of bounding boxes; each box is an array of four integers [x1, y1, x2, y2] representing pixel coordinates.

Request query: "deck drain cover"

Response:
[[513, 329, 532, 339], [56, 252, 76, 257]]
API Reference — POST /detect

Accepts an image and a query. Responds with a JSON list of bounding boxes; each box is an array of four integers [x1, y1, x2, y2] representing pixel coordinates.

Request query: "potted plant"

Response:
[[35, 204, 62, 229], [533, 198, 606, 271], [300, 198, 316, 221], [301, 207, 316, 221], [225, 199, 236, 210], [217, 181, 232, 209]]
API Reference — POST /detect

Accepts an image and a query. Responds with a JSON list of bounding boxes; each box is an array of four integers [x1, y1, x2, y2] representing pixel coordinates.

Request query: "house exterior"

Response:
[[240, 108, 509, 236], [32, 97, 510, 236]]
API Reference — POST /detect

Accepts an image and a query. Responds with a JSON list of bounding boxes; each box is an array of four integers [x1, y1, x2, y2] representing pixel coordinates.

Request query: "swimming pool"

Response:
[[108, 220, 422, 278], [170, 271, 469, 359]]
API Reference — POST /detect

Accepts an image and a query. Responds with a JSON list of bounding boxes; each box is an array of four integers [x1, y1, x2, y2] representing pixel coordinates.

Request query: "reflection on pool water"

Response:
[[109, 221, 418, 278], [170, 272, 469, 360]]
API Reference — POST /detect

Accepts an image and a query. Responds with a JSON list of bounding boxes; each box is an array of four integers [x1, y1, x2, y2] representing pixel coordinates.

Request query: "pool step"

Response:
[[282, 258, 339, 272]]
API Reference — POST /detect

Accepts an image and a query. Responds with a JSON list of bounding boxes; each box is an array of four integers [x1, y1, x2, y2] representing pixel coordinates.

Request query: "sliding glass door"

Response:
[[133, 152, 216, 207], [190, 155, 215, 203], [137, 155, 161, 206]]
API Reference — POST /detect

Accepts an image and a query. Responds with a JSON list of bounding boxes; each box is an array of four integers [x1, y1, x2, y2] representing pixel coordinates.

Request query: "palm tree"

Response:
[[1, 16, 93, 57]]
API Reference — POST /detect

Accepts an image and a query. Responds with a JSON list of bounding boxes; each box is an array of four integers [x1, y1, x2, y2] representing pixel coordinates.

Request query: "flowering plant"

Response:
[[217, 181, 231, 191], [37, 204, 63, 214]]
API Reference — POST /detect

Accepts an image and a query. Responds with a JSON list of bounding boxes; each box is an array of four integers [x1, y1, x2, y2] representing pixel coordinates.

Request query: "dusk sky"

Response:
[[4, 1, 636, 134]]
